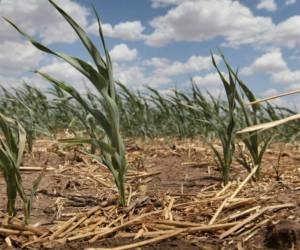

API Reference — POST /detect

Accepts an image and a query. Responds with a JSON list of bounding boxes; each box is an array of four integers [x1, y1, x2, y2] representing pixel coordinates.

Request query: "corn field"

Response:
[[1, 1, 300, 249]]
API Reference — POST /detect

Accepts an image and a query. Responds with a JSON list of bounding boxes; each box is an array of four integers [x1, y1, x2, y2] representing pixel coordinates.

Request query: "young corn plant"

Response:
[[190, 82, 223, 138], [0, 83, 55, 150], [117, 82, 154, 138], [168, 89, 192, 138], [206, 54, 237, 185], [219, 55, 274, 178], [0, 113, 44, 224], [236, 87, 273, 178], [47, 85, 76, 133], [64, 108, 104, 154], [5, 0, 127, 205]]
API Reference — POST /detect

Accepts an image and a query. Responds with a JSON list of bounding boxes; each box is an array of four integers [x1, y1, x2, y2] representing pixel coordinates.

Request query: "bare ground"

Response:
[[1, 137, 300, 249]]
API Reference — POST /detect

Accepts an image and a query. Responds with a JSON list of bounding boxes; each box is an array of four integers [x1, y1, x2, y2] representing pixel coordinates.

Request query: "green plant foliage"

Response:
[[0, 113, 45, 224], [5, 0, 127, 206], [207, 53, 237, 185]]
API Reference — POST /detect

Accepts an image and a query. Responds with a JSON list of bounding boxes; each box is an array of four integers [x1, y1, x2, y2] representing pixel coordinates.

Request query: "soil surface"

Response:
[[1, 138, 300, 249]]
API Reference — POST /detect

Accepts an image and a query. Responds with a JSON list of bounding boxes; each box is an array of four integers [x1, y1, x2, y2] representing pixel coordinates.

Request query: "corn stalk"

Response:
[[5, 0, 127, 205], [0, 113, 44, 224]]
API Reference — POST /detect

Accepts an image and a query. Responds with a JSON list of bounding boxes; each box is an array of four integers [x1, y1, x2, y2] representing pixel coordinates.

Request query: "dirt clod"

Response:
[[265, 220, 300, 249]]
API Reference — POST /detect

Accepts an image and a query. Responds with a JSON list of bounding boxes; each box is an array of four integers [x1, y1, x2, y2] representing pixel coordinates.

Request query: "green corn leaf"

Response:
[[48, 0, 107, 75], [35, 71, 113, 137], [4, 17, 108, 93]]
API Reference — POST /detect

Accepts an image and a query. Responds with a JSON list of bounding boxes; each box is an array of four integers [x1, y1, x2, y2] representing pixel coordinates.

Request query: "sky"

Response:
[[0, 0, 300, 108]]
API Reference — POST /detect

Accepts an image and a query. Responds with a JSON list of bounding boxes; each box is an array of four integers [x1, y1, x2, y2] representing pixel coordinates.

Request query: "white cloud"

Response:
[[0, 0, 90, 44], [114, 54, 219, 89], [113, 63, 171, 88], [144, 57, 171, 68], [146, 0, 273, 47], [285, 0, 296, 6], [262, 88, 279, 97], [261, 16, 300, 48], [288, 83, 300, 91], [241, 50, 288, 75], [145, 55, 219, 76], [110, 44, 138, 62], [256, 0, 277, 12], [88, 21, 145, 41], [242, 49, 300, 89], [114, 65, 145, 86], [148, 0, 300, 49], [151, 0, 192, 8], [271, 70, 300, 84], [113, 54, 219, 88], [0, 41, 43, 76], [192, 72, 222, 87]]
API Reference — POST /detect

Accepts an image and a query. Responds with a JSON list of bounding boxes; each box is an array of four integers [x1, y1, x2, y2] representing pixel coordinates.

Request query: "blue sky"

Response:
[[0, 0, 300, 107]]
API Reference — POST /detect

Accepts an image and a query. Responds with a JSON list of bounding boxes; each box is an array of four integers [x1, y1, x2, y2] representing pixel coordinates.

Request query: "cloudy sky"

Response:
[[0, 0, 300, 107]]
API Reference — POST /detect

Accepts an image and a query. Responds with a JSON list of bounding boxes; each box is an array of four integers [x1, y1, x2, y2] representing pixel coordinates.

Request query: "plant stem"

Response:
[[222, 166, 230, 185]]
